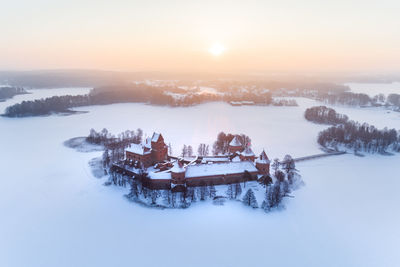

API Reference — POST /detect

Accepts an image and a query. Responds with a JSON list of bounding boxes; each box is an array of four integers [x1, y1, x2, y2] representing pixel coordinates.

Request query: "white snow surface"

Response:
[[0, 85, 400, 267], [185, 161, 258, 178], [170, 161, 185, 173], [126, 143, 150, 155]]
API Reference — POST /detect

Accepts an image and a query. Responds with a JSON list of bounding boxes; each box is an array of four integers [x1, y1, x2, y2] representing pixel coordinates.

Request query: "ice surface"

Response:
[[0, 85, 399, 267], [346, 82, 400, 97]]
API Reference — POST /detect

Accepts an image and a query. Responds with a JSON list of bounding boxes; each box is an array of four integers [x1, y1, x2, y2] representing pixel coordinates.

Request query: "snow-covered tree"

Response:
[[162, 190, 172, 206], [181, 145, 188, 157], [150, 190, 159, 205], [234, 183, 242, 199], [142, 187, 150, 199], [197, 143, 210, 156], [242, 188, 258, 208], [275, 170, 285, 182], [168, 143, 173, 156], [280, 180, 290, 197], [187, 187, 196, 202], [261, 200, 269, 212], [127, 180, 139, 200], [264, 182, 284, 210], [282, 155, 295, 174], [187, 145, 193, 157], [208, 185, 216, 199], [226, 184, 234, 199], [198, 185, 209, 201], [272, 158, 280, 175], [136, 128, 143, 144], [171, 192, 177, 208], [102, 149, 110, 168]]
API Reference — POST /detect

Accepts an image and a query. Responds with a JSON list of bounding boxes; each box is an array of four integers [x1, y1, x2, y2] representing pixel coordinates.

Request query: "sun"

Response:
[[209, 43, 225, 56]]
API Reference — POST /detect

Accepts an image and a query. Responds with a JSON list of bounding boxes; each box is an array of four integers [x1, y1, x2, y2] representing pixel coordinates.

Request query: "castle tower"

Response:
[[256, 150, 270, 175], [229, 136, 243, 154], [170, 160, 186, 192], [151, 132, 168, 163], [240, 146, 256, 162]]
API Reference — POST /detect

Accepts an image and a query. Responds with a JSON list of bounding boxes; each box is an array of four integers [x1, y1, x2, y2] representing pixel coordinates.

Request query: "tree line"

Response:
[[318, 121, 400, 153], [4, 94, 90, 117], [85, 128, 144, 166], [0, 86, 27, 101], [314, 91, 400, 110], [179, 132, 249, 157], [304, 106, 349, 125], [3, 83, 291, 117], [212, 132, 251, 155]]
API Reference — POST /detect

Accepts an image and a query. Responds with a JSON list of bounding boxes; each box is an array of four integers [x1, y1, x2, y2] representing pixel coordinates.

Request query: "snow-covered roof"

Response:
[[148, 170, 171, 180], [151, 132, 161, 142], [232, 155, 241, 162], [185, 161, 258, 178], [201, 156, 230, 163], [126, 144, 151, 155], [241, 147, 255, 157], [144, 137, 152, 149], [256, 150, 270, 164], [229, 136, 242, 147], [170, 161, 186, 173]]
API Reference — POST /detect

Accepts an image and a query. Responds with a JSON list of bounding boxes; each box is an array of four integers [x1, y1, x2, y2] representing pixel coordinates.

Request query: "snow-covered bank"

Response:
[[0, 87, 91, 114], [64, 137, 104, 153], [0, 88, 400, 267]]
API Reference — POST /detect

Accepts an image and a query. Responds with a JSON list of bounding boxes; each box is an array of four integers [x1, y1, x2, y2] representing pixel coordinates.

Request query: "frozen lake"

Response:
[[0, 86, 399, 267], [346, 82, 400, 97]]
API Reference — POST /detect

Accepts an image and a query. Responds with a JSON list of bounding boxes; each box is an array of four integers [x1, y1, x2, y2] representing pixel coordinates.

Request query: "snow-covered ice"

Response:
[[346, 82, 400, 97], [0, 85, 399, 267]]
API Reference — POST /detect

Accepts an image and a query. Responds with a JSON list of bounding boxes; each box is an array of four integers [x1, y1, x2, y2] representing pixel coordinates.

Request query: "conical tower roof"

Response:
[[256, 150, 270, 164], [241, 146, 255, 157], [229, 136, 242, 147]]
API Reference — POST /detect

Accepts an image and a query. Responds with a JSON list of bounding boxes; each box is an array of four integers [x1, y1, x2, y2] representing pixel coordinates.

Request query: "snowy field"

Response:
[[346, 82, 400, 97], [0, 84, 399, 267]]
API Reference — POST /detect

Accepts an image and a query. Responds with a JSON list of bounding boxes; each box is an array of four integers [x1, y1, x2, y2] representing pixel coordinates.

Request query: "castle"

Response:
[[125, 132, 168, 167], [120, 132, 271, 191]]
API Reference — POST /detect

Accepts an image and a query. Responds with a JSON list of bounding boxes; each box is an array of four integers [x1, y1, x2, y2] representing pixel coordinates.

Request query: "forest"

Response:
[[3, 94, 89, 117], [2, 83, 288, 117], [304, 105, 400, 153], [304, 106, 349, 125], [317, 121, 400, 153], [0, 86, 27, 101], [312, 91, 400, 110]]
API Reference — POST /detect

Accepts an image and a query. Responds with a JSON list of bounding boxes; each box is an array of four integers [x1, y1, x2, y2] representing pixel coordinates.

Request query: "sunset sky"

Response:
[[1, 0, 399, 73]]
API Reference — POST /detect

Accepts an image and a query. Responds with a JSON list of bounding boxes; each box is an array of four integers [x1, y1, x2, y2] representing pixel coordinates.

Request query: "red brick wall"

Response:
[[126, 151, 152, 167], [185, 171, 258, 187]]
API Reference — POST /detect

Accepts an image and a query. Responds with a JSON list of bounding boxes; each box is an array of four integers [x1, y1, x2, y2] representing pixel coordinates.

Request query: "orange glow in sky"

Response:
[[1, 0, 400, 73]]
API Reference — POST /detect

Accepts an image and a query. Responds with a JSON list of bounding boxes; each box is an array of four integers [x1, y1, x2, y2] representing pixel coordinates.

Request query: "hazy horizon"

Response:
[[1, 0, 400, 73]]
